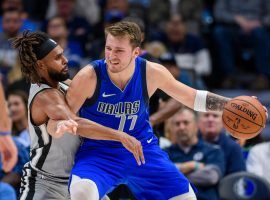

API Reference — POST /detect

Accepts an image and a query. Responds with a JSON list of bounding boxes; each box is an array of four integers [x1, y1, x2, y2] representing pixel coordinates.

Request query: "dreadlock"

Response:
[[11, 30, 50, 83]]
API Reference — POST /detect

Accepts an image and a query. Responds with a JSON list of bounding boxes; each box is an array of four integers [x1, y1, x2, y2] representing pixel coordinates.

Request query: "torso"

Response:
[[79, 57, 157, 149], [27, 83, 80, 179]]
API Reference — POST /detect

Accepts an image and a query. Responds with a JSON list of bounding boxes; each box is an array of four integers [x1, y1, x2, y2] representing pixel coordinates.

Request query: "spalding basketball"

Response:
[[222, 96, 267, 139]]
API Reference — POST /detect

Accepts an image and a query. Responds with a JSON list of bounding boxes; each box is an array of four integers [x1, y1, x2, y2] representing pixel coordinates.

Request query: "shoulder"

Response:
[[74, 64, 96, 81], [34, 88, 64, 106], [146, 60, 170, 76]]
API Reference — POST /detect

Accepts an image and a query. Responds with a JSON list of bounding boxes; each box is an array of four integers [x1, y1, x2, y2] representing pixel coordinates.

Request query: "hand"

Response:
[[120, 134, 145, 166], [55, 119, 78, 138], [252, 96, 268, 122], [0, 135, 18, 172]]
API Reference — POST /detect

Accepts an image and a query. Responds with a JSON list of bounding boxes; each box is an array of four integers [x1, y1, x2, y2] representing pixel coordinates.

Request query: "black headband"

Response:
[[36, 38, 58, 60]]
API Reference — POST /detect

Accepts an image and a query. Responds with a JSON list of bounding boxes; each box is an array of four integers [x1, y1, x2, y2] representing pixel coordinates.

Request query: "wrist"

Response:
[[117, 131, 126, 142], [0, 131, 11, 136]]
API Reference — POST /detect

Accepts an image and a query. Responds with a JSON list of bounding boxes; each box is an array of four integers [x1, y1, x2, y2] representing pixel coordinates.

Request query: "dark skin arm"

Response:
[[32, 88, 145, 165]]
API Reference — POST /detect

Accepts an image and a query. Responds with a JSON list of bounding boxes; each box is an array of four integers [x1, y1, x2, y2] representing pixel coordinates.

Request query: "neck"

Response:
[[179, 136, 198, 148], [41, 78, 59, 88], [107, 58, 136, 90], [203, 134, 219, 143]]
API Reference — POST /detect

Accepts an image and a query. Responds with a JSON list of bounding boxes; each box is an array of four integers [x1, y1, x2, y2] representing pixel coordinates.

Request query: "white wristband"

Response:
[[194, 90, 208, 112]]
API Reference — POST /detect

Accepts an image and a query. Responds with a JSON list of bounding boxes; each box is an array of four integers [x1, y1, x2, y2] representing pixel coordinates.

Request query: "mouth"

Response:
[[62, 66, 69, 73], [108, 60, 120, 66]]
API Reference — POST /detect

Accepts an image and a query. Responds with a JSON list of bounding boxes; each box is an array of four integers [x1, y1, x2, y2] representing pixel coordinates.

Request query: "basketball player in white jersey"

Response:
[[11, 30, 144, 200]]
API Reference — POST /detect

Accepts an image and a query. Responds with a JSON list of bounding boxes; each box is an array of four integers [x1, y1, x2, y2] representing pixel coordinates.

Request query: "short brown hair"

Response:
[[105, 21, 142, 49]]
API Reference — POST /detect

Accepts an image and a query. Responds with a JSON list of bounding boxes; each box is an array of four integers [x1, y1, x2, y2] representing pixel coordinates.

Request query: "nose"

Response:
[[178, 122, 186, 130], [108, 50, 118, 60], [62, 55, 68, 64]]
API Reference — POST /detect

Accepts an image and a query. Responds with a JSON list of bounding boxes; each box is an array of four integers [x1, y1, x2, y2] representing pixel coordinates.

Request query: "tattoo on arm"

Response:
[[206, 93, 230, 112]]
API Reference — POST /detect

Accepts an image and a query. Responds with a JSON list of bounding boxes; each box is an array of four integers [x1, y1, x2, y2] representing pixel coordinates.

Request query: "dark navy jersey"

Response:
[[79, 57, 157, 148]]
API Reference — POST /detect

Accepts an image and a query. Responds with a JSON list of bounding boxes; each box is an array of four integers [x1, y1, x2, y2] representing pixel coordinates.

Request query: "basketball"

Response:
[[222, 96, 267, 139]]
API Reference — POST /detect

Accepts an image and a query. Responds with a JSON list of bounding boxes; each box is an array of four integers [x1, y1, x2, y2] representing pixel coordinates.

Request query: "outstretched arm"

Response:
[[35, 89, 144, 165], [147, 62, 230, 112]]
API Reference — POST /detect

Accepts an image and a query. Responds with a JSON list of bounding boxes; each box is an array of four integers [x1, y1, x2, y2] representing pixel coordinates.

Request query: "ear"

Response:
[[133, 47, 140, 57], [36, 60, 45, 70]]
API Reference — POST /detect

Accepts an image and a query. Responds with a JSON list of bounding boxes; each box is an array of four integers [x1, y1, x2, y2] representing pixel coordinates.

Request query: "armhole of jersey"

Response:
[[29, 88, 51, 127], [81, 62, 101, 107], [140, 58, 149, 106]]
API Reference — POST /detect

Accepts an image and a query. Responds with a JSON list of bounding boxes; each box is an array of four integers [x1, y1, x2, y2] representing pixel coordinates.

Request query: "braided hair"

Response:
[[12, 31, 50, 84]]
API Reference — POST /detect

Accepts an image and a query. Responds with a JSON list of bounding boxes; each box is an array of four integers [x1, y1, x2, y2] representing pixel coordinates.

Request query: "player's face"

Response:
[[198, 112, 223, 137], [171, 110, 198, 144], [8, 94, 27, 123], [41, 45, 69, 82], [105, 34, 139, 73]]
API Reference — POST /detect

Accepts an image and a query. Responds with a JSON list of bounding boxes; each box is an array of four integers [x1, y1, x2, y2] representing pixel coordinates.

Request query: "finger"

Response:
[[69, 119, 78, 126], [251, 96, 258, 99], [56, 124, 67, 136], [72, 126, 77, 135], [2, 152, 13, 173], [133, 147, 141, 166], [263, 106, 268, 119], [138, 145, 145, 164]]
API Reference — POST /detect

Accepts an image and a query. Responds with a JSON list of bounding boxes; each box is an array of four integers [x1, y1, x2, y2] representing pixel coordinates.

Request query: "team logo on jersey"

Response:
[[102, 92, 116, 97], [147, 137, 154, 144], [97, 101, 140, 115]]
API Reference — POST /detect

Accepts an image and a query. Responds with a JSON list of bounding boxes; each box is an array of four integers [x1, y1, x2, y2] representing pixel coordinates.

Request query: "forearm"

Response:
[[47, 118, 125, 142], [75, 118, 124, 141], [150, 98, 183, 126], [0, 83, 11, 132], [206, 92, 230, 112], [187, 165, 222, 186], [194, 91, 230, 112], [175, 161, 204, 175]]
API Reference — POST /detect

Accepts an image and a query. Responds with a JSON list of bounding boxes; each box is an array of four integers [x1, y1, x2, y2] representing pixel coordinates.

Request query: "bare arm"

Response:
[[37, 88, 145, 165], [147, 62, 197, 109], [0, 82, 11, 132], [206, 92, 230, 112], [175, 161, 204, 175], [66, 65, 96, 113], [147, 62, 230, 112], [36, 89, 129, 142], [0, 82, 18, 173]]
